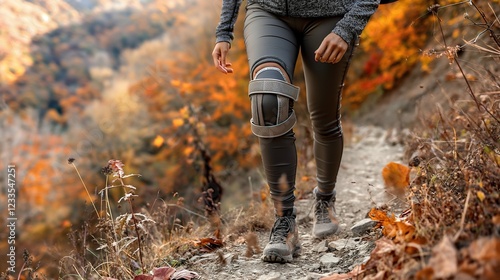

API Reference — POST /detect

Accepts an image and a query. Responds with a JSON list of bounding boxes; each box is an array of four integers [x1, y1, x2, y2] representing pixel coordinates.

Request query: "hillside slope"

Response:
[[0, 0, 80, 83], [356, 1, 500, 130]]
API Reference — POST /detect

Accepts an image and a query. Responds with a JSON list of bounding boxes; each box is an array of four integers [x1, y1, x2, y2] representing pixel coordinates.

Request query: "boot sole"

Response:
[[262, 244, 301, 263]]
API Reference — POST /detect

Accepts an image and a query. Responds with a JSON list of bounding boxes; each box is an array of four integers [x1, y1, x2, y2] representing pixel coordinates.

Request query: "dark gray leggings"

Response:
[[244, 4, 356, 212]]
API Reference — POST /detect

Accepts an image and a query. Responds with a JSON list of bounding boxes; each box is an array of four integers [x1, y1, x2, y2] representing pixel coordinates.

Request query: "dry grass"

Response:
[[52, 156, 278, 280], [405, 0, 500, 247]]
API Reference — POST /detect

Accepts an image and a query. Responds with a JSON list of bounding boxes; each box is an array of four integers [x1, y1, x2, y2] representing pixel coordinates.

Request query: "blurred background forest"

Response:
[[0, 0, 498, 277]]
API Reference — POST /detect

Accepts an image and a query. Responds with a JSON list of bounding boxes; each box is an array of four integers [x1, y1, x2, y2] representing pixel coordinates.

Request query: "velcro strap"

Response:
[[250, 111, 297, 138], [277, 96, 289, 124], [248, 79, 300, 101]]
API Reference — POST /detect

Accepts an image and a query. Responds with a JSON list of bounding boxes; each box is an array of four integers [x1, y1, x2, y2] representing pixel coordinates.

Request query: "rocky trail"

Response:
[[185, 125, 407, 280]]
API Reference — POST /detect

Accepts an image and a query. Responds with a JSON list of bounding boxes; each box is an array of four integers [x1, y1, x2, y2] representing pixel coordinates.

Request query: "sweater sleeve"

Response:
[[332, 0, 380, 44], [215, 0, 243, 43]]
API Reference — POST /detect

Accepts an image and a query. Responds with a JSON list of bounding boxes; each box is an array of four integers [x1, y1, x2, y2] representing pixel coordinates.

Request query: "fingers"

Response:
[[219, 63, 234, 74], [314, 33, 348, 64], [315, 45, 346, 64], [314, 46, 325, 62], [212, 42, 234, 74]]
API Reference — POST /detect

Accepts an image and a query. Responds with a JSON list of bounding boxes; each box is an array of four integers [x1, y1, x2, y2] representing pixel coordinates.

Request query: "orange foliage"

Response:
[[368, 208, 426, 252], [344, 1, 431, 109], [17, 135, 83, 206], [127, 22, 256, 190], [381, 161, 410, 189]]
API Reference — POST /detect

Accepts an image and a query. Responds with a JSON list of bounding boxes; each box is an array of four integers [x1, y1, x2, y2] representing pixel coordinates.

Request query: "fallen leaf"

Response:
[[382, 162, 410, 189], [194, 237, 223, 252], [370, 237, 398, 257], [369, 208, 426, 249], [362, 238, 399, 275], [468, 237, 500, 263], [476, 191, 485, 202], [415, 267, 434, 279], [171, 269, 200, 280], [320, 265, 364, 279], [152, 266, 176, 280], [425, 235, 458, 278]]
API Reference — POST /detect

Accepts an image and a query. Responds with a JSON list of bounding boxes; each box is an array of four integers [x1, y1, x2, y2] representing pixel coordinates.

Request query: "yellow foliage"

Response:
[[152, 135, 165, 147], [172, 118, 185, 128], [477, 191, 485, 202]]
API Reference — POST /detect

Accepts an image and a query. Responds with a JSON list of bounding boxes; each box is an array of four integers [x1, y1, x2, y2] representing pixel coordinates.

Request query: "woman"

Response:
[[212, 0, 380, 263]]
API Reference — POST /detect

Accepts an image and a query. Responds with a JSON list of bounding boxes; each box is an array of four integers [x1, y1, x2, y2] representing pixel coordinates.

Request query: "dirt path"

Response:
[[187, 125, 406, 280]]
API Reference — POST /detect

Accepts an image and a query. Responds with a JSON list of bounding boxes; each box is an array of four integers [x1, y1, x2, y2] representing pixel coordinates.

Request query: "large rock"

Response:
[[350, 218, 378, 236], [319, 253, 341, 268]]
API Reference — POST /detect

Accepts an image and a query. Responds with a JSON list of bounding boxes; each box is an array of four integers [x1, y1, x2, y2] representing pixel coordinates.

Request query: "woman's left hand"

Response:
[[314, 33, 348, 64]]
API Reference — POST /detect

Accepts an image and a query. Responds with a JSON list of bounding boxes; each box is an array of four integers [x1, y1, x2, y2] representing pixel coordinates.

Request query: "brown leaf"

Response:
[[426, 235, 458, 278], [468, 237, 500, 262], [363, 237, 398, 272], [194, 237, 223, 252], [320, 265, 364, 280], [152, 267, 176, 280], [415, 267, 434, 280], [370, 237, 398, 257], [382, 162, 410, 188], [456, 237, 500, 280]]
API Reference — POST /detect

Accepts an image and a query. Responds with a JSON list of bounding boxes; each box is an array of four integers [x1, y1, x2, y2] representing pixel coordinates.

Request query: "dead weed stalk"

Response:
[[61, 159, 204, 279]]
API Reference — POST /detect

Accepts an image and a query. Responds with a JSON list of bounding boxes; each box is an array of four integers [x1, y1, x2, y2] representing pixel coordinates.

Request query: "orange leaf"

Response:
[[369, 208, 425, 247], [194, 237, 224, 252], [320, 265, 365, 280], [382, 162, 410, 188]]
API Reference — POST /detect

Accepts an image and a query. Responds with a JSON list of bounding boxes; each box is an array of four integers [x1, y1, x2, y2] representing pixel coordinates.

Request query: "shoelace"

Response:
[[269, 216, 294, 243], [315, 200, 333, 224]]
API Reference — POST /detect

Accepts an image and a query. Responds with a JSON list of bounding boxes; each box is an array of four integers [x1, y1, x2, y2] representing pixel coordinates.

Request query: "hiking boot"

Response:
[[312, 188, 339, 239], [262, 208, 301, 263]]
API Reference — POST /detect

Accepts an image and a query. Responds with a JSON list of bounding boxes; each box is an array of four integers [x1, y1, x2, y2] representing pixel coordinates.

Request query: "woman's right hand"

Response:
[[212, 42, 234, 74]]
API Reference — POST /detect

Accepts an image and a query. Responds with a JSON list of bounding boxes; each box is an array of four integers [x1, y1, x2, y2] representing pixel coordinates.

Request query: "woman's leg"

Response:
[[244, 4, 301, 263], [299, 17, 357, 238], [244, 4, 300, 215]]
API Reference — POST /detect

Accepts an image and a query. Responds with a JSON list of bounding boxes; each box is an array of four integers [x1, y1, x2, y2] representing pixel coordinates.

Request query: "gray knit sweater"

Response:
[[215, 0, 380, 45]]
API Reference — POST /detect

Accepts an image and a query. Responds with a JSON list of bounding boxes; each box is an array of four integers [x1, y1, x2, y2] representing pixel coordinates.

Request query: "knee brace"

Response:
[[249, 67, 300, 138]]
